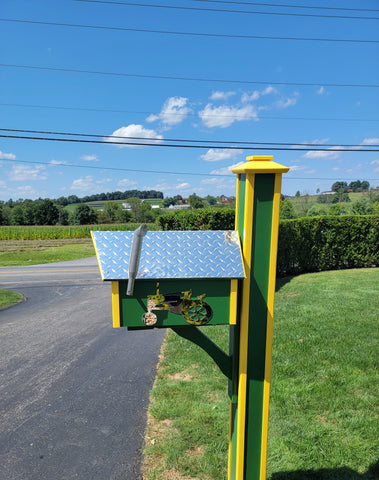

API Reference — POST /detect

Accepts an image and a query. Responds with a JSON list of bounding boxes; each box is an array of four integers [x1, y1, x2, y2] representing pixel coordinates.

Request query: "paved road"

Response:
[[0, 258, 165, 480]]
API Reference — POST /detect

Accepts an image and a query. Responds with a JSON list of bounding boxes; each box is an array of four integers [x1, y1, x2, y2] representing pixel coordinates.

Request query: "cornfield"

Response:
[[0, 224, 158, 240]]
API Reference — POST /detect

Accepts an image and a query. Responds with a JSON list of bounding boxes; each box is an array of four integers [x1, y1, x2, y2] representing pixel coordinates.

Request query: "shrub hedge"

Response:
[[277, 215, 378, 276], [157, 210, 378, 276], [157, 208, 235, 231]]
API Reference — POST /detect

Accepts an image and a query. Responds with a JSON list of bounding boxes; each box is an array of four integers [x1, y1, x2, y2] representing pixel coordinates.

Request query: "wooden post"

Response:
[[229, 156, 289, 480]]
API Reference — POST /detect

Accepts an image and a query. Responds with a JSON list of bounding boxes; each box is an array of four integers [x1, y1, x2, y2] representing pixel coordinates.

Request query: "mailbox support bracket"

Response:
[[171, 326, 232, 380]]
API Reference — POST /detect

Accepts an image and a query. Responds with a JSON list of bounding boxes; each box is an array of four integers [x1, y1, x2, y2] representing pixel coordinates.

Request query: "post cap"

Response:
[[232, 155, 289, 174]]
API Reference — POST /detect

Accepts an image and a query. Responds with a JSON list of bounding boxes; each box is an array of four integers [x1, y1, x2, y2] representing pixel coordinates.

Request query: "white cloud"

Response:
[[97, 178, 113, 185], [146, 97, 190, 127], [176, 182, 190, 189], [200, 177, 222, 185], [199, 104, 257, 128], [370, 159, 379, 165], [80, 154, 99, 162], [289, 165, 306, 171], [105, 124, 163, 148], [241, 86, 278, 103], [303, 147, 343, 160], [70, 175, 96, 192], [50, 159, 68, 165], [210, 91, 236, 101], [117, 178, 138, 188], [210, 161, 244, 175], [316, 86, 330, 96], [309, 138, 330, 145], [361, 138, 379, 145], [275, 93, 299, 109], [0, 150, 16, 160], [200, 148, 243, 162], [9, 164, 47, 181]]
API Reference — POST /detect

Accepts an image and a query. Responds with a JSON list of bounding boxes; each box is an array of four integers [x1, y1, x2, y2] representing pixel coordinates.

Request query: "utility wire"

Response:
[[1, 18, 377, 44], [1, 128, 378, 149], [74, 0, 379, 20], [1, 103, 377, 123], [2, 64, 378, 88], [2, 157, 378, 182], [1, 134, 378, 152], [194, 0, 379, 13]]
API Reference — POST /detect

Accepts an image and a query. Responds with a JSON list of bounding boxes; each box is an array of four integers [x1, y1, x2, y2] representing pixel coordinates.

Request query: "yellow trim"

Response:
[[232, 155, 289, 175], [229, 279, 238, 325], [235, 173, 241, 230], [259, 173, 282, 480], [91, 231, 105, 281], [228, 401, 233, 480], [112, 281, 121, 328], [235, 173, 255, 480]]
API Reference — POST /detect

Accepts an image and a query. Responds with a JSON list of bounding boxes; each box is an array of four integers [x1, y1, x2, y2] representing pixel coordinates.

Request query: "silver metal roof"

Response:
[[92, 230, 245, 280]]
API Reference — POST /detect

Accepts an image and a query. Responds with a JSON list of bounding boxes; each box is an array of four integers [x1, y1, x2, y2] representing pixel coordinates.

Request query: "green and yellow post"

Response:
[[229, 155, 289, 480]]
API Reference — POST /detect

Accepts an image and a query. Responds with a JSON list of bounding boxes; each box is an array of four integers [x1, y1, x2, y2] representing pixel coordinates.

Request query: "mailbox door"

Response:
[[113, 279, 235, 329]]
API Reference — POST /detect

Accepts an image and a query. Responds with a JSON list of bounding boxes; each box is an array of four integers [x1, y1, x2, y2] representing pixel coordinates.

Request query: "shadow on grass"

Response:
[[270, 459, 378, 480], [275, 275, 294, 292]]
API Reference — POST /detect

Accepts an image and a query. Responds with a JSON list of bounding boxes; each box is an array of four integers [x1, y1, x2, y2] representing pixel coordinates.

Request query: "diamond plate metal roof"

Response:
[[91, 230, 245, 280]]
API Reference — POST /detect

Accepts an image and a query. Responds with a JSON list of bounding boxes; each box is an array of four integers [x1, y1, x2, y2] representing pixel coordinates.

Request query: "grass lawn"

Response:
[[143, 268, 378, 480], [0, 239, 95, 266], [0, 289, 23, 309]]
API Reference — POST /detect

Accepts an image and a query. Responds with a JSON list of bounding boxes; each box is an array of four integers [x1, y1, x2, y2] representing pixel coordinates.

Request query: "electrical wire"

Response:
[[1, 18, 378, 43], [1, 157, 378, 182], [194, 0, 379, 14], [1, 103, 377, 123], [74, 0, 379, 20], [1, 64, 378, 88], [1, 128, 378, 149], [1, 133, 378, 152]]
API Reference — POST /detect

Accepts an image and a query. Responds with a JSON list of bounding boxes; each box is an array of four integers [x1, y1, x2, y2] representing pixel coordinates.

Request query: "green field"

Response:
[[143, 268, 378, 480], [0, 223, 158, 240]]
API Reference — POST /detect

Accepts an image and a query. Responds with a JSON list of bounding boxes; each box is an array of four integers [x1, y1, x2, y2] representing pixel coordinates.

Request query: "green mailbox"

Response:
[[91, 229, 245, 330]]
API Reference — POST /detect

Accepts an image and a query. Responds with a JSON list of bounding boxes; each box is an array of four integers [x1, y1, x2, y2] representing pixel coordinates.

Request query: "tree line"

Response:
[[2, 189, 163, 208]]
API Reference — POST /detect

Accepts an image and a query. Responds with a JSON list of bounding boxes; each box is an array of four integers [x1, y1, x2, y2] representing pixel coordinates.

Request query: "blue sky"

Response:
[[0, 0, 378, 201]]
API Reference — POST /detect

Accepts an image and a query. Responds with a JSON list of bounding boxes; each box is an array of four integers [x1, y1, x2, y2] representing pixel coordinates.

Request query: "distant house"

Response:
[[320, 191, 336, 195], [221, 196, 236, 204], [168, 204, 190, 210]]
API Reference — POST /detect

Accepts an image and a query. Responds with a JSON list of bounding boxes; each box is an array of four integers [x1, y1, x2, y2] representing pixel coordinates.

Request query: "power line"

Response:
[[1, 103, 377, 123], [2, 128, 378, 149], [74, 0, 379, 20], [1, 18, 378, 44], [2, 158, 378, 182], [2, 64, 378, 89], [194, 0, 379, 14], [1, 133, 378, 152]]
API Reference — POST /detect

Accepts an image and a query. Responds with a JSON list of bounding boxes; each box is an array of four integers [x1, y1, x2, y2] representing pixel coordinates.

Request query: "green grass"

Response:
[[0, 289, 23, 309], [143, 268, 379, 480], [0, 239, 95, 266]]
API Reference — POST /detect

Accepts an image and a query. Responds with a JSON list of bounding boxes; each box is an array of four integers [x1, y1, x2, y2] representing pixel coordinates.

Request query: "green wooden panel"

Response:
[[118, 279, 232, 328]]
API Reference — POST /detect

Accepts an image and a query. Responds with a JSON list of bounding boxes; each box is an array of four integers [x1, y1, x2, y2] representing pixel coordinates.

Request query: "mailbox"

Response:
[[91, 229, 245, 329]]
